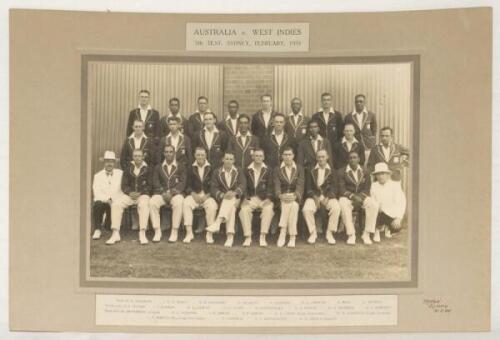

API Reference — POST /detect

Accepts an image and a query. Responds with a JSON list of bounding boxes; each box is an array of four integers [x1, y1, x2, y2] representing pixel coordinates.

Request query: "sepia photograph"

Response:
[[83, 56, 417, 284]]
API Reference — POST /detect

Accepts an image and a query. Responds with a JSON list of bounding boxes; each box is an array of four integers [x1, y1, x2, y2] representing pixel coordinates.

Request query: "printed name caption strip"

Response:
[[186, 23, 309, 52], [96, 294, 397, 327]]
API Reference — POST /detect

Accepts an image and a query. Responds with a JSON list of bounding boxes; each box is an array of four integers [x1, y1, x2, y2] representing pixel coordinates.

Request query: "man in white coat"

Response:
[[91, 151, 123, 240], [370, 162, 407, 242]]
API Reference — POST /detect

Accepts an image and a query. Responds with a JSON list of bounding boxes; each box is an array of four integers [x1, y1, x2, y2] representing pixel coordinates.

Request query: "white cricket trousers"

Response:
[[238, 197, 274, 237], [278, 201, 299, 236], [339, 196, 379, 235], [182, 195, 218, 227], [111, 194, 150, 231], [149, 194, 184, 230], [302, 197, 341, 234]]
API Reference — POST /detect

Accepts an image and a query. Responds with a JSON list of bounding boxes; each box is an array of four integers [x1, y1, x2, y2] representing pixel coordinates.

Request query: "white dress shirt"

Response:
[[168, 133, 181, 150], [382, 144, 392, 161], [138, 104, 152, 122], [273, 130, 284, 145], [248, 162, 266, 189], [311, 135, 323, 153], [130, 133, 146, 149], [229, 117, 238, 133], [163, 159, 177, 175], [133, 162, 147, 176], [342, 136, 359, 152], [370, 180, 406, 219], [92, 169, 123, 202], [204, 127, 217, 149], [315, 163, 330, 187], [347, 164, 362, 183], [221, 166, 236, 187], [194, 160, 210, 180], [262, 110, 272, 128]]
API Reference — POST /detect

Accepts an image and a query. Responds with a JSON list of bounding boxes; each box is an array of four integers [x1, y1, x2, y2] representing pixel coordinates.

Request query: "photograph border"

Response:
[[79, 53, 420, 291]]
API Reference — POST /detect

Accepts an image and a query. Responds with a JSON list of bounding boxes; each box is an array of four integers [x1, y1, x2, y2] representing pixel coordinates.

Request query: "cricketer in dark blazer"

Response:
[[126, 106, 161, 143], [120, 134, 157, 170], [332, 136, 366, 170], [344, 108, 378, 150]]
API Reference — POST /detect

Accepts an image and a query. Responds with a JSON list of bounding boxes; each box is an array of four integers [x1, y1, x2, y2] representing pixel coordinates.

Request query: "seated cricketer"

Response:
[[149, 144, 186, 243], [227, 113, 260, 170], [297, 119, 334, 170], [106, 149, 152, 245], [238, 148, 274, 247], [91, 150, 123, 240], [182, 147, 218, 242], [120, 119, 156, 170], [302, 149, 341, 245], [370, 162, 407, 241], [338, 151, 379, 245], [192, 111, 228, 170], [205, 152, 246, 247], [158, 116, 192, 167], [273, 146, 305, 248], [367, 126, 410, 182]]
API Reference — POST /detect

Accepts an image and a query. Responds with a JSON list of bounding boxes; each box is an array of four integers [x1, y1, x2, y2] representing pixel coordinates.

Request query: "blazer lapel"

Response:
[[200, 131, 209, 150], [144, 110, 152, 124], [229, 169, 237, 188], [218, 169, 229, 191]]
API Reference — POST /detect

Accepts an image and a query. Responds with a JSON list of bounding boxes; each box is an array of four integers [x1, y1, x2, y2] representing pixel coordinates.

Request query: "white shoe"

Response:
[[206, 231, 214, 244], [361, 232, 372, 245], [385, 227, 392, 238], [168, 229, 178, 243], [105, 230, 120, 245], [373, 230, 381, 243], [277, 228, 287, 248], [347, 234, 356, 245], [183, 232, 194, 244], [92, 229, 102, 240], [205, 222, 219, 234], [153, 229, 162, 242], [287, 236, 296, 248], [242, 237, 251, 247], [259, 234, 268, 247], [307, 231, 317, 244], [326, 231, 336, 245], [139, 230, 148, 245], [224, 234, 234, 248]]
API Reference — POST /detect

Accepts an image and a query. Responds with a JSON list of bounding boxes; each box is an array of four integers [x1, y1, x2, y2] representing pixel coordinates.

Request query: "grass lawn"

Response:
[[90, 226, 410, 281]]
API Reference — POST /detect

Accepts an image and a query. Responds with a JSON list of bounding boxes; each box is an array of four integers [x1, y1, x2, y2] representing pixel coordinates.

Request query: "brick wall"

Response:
[[222, 64, 274, 118]]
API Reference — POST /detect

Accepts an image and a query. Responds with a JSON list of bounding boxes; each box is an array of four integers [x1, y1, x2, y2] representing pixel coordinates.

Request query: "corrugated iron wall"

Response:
[[88, 62, 223, 174], [273, 63, 412, 193]]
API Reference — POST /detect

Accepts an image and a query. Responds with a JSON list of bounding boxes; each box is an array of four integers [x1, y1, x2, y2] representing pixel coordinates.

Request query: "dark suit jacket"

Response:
[[227, 134, 260, 170], [120, 135, 157, 170], [187, 112, 214, 140], [126, 108, 161, 143], [159, 114, 189, 137], [311, 110, 344, 146], [185, 163, 213, 195], [192, 129, 229, 169], [296, 136, 334, 170], [273, 164, 305, 203], [244, 165, 273, 200], [332, 139, 366, 169], [251, 110, 280, 139], [151, 162, 186, 196], [121, 162, 152, 195], [217, 116, 240, 137], [158, 134, 193, 167], [210, 166, 246, 203], [367, 143, 410, 181], [285, 114, 310, 142], [262, 133, 296, 169], [344, 110, 377, 149], [305, 166, 338, 199], [338, 165, 372, 200]]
